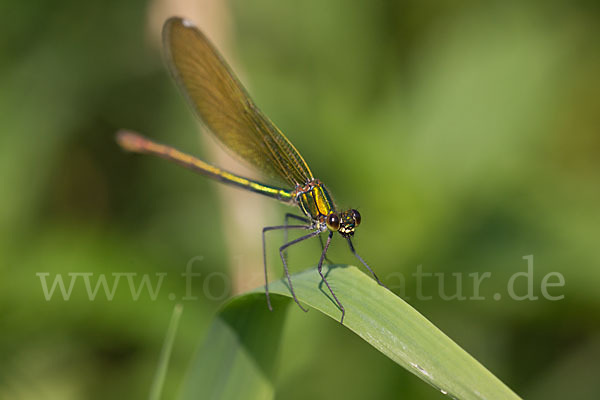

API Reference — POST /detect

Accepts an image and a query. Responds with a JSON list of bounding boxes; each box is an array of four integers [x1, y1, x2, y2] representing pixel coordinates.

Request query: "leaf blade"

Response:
[[183, 265, 520, 400], [180, 295, 289, 400], [255, 265, 519, 400]]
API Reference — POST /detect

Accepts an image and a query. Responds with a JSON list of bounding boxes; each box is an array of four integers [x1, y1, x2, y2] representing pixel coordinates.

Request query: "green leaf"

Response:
[[182, 265, 521, 400], [180, 295, 289, 400]]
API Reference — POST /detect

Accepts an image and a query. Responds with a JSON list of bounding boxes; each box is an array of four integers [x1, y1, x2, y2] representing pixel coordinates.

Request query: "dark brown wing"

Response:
[[162, 17, 313, 187]]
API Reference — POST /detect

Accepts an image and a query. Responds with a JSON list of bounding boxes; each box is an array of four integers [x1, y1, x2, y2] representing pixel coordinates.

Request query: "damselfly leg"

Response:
[[283, 213, 334, 264], [347, 238, 386, 288], [262, 224, 312, 311], [317, 231, 345, 323]]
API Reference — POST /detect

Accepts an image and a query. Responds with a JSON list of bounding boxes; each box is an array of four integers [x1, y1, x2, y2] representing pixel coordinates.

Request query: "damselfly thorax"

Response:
[[292, 179, 362, 238]]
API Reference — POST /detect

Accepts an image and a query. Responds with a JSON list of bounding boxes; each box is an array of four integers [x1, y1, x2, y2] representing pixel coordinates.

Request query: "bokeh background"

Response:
[[2, 0, 599, 399]]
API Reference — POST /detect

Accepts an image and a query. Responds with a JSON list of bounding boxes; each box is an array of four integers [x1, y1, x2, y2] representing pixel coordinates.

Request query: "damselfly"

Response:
[[117, 17, 384, 323]]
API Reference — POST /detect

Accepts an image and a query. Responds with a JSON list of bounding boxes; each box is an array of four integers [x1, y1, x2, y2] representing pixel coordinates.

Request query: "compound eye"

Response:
[[326, 212, 340, 231], [351, 209, 361, 226]]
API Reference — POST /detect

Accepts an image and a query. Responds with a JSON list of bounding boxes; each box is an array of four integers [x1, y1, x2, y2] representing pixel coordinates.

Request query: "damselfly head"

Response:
[[327, 209, 361, 237]]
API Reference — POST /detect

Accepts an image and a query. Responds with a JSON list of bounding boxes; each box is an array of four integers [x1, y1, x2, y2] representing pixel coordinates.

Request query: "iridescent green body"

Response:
[[295, 180, 335, 223]]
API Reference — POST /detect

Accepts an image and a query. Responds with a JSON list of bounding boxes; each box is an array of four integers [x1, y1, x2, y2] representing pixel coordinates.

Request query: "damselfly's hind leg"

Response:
[[346, 237, 387, 288], [282, 213, 310, 264], [318, 231, 345, 324], [278, 230, 322, 312], [263, 224, 311, 311]]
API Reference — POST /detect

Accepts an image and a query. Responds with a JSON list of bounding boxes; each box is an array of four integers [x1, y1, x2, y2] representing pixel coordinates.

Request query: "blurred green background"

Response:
[[1, 0, 599, 399]]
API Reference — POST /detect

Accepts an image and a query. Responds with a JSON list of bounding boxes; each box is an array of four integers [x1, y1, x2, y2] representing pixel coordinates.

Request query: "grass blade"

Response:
[[150, 303, 183, 400], [180, 296, 289, 400], [183, 265, 521, 399]]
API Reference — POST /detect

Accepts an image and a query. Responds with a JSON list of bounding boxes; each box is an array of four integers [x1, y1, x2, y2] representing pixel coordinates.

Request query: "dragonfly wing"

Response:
[[162, 17, 313, 187]]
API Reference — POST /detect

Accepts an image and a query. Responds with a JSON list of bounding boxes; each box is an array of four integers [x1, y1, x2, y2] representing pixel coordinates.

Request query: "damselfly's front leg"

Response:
[[347, 238, 386, 288]]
